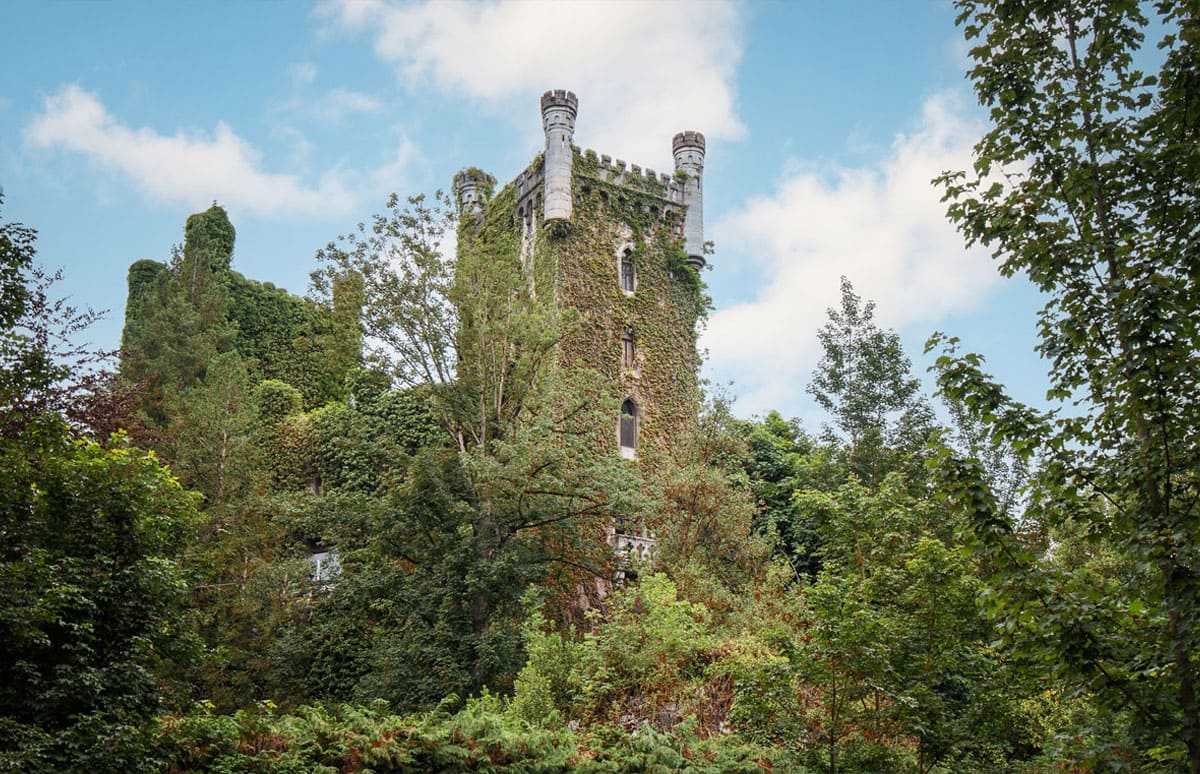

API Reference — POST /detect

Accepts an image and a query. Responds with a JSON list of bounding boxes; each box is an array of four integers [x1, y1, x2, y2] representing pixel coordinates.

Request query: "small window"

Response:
[[619, 398, 638, 458], [620, 249, 636, 293], [309, 550, 341, 587], [621, 328, 636, 368]]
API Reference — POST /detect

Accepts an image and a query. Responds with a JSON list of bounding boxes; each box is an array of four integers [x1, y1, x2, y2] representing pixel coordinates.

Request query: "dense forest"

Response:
[[3, 2, 1199, 771]]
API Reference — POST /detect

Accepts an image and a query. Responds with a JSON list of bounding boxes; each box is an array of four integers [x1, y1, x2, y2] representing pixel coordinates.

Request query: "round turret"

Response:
[[672, 131, 706, 174], [541, 90, 578, 223], [540, 89, 579, 125], [453, 167, 496, 215], [672, 132, 706, 269]]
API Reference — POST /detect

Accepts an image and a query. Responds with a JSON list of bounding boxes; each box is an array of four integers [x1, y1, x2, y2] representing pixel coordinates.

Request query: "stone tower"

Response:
[[540, 89, 578, 223], [453, 90, 707, 475]]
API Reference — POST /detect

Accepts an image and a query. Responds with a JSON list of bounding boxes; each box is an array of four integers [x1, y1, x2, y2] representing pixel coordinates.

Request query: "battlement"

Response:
[[462, 90, 705, 266], [672, 131, 706, 155], [580, 148, 676, 192], [540, 89, 578, 116], [513, 162, 545, 206]]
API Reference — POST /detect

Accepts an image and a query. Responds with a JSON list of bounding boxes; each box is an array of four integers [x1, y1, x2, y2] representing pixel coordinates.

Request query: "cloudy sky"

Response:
[[1, 0, 1050, 425]]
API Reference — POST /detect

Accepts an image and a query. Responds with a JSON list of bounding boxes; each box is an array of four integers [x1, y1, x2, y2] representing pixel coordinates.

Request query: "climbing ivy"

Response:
[[121, 205, 359, 413], [523, 149, 709, 465]]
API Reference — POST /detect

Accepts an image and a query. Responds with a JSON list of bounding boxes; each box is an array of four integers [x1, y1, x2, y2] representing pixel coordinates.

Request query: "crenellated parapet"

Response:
[[577, 147, 676, 195], [461, 93, 708, 279]]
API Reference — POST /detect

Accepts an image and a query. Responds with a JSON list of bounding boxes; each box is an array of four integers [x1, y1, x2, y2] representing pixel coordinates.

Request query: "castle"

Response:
[[453, 90, 707, 471]]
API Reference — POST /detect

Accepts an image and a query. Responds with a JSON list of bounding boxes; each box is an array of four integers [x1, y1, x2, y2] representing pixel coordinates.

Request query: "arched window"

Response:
[[619, 248, 636, 293], [619, 397, 638, 458], [621, 329, 636, 368]]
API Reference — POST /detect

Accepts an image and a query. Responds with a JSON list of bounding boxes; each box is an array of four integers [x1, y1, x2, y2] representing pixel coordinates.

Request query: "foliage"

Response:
[[0, 432, 199, 772], [166, 349, 254, 505], [226, 270, 355, 408], [122, 204, 355, 423], [0, 201, 107, 440], [933, 1, 1200, 769], [729, 410, 828, 576], [158, 697, 787, 773], [184, 202, 235, 273], [808, 277, 934, 488], [312, 193, 457, 390], [120, 206, 237, 425], [509, 573, 793, 770], [648, 397, 774, 607], [0, 200, 193, 771], [795, 475, 1037, 773]]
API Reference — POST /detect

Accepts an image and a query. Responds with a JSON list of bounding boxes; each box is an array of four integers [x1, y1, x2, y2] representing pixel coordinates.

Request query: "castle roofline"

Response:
[[541, 89, 578, 115], [672, 131, 706, 154]]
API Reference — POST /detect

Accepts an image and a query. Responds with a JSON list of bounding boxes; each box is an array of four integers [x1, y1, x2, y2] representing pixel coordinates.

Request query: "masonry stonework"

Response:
[[453, 89, 707, 472]]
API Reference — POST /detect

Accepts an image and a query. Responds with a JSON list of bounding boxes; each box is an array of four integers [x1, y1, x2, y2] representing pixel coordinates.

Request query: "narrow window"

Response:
[[621, 328, 636, 368], [619, 398, 638, 458], [620, 248, 636, 293], [309, 550, 341, 588]]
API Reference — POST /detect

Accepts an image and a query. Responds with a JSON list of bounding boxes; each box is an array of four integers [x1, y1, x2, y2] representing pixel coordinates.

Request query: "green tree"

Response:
[[311, 190, 647, 646], [311, 193, 458, 392], [808, 277, 933, 487], [795, 475, 1031, 773], [934, 1, 1200, 768], [0, 200, 198, 771], [167, 350, 254, 506]]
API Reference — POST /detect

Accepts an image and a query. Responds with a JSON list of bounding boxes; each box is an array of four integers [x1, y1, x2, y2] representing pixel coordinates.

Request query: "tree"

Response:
[[808, 277, 933, 487], [121, 206, 236, 426], [0, 197, 106, 440], [167, 349, 254, 505], [311, 193, 458, 393], [794, 473, 1037, 773], [0, 198, 198, 771], [933, 1, 1200, 768], [312, 191, 646, 621]]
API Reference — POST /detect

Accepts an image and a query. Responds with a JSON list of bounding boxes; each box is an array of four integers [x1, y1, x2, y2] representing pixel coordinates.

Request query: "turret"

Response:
[[541, 89, 578, 223], [453, 168, 496, 216], [672, 131, 706, 270]]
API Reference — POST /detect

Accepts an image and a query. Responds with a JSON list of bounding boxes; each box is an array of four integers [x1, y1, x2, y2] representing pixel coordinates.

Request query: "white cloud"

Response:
[[702, 92, 994, 416], [272, 88, 385, 126], [325, 89, 383, 116], [22, 85, 408, 219], [288, 61, 319, 86], [317, 0, 744, 168]]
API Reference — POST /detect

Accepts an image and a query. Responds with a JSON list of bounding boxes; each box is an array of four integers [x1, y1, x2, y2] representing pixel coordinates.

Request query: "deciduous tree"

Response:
[[934, 1, 1200, 767]]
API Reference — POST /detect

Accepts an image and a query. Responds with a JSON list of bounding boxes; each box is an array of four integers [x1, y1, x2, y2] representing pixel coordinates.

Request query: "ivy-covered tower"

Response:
[[453, 90, 707, 478]]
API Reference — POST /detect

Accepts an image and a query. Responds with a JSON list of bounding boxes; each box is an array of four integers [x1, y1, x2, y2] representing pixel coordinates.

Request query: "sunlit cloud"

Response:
[[703, 92, 994, 416], [23, 85, 411, 219], [317, 0, 745, 169]]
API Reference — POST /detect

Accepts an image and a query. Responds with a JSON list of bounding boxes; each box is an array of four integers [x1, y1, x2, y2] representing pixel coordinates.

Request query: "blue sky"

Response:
[[1, 0, 1050, 426]]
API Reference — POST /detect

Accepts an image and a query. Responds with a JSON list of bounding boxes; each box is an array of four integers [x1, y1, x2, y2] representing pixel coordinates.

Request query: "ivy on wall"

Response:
[[121, 205, 361, 413], [531, 150, 709, 466]]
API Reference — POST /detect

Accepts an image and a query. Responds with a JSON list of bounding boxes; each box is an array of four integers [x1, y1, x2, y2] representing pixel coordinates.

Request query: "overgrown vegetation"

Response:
[[2, 2, 1197, 770]]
